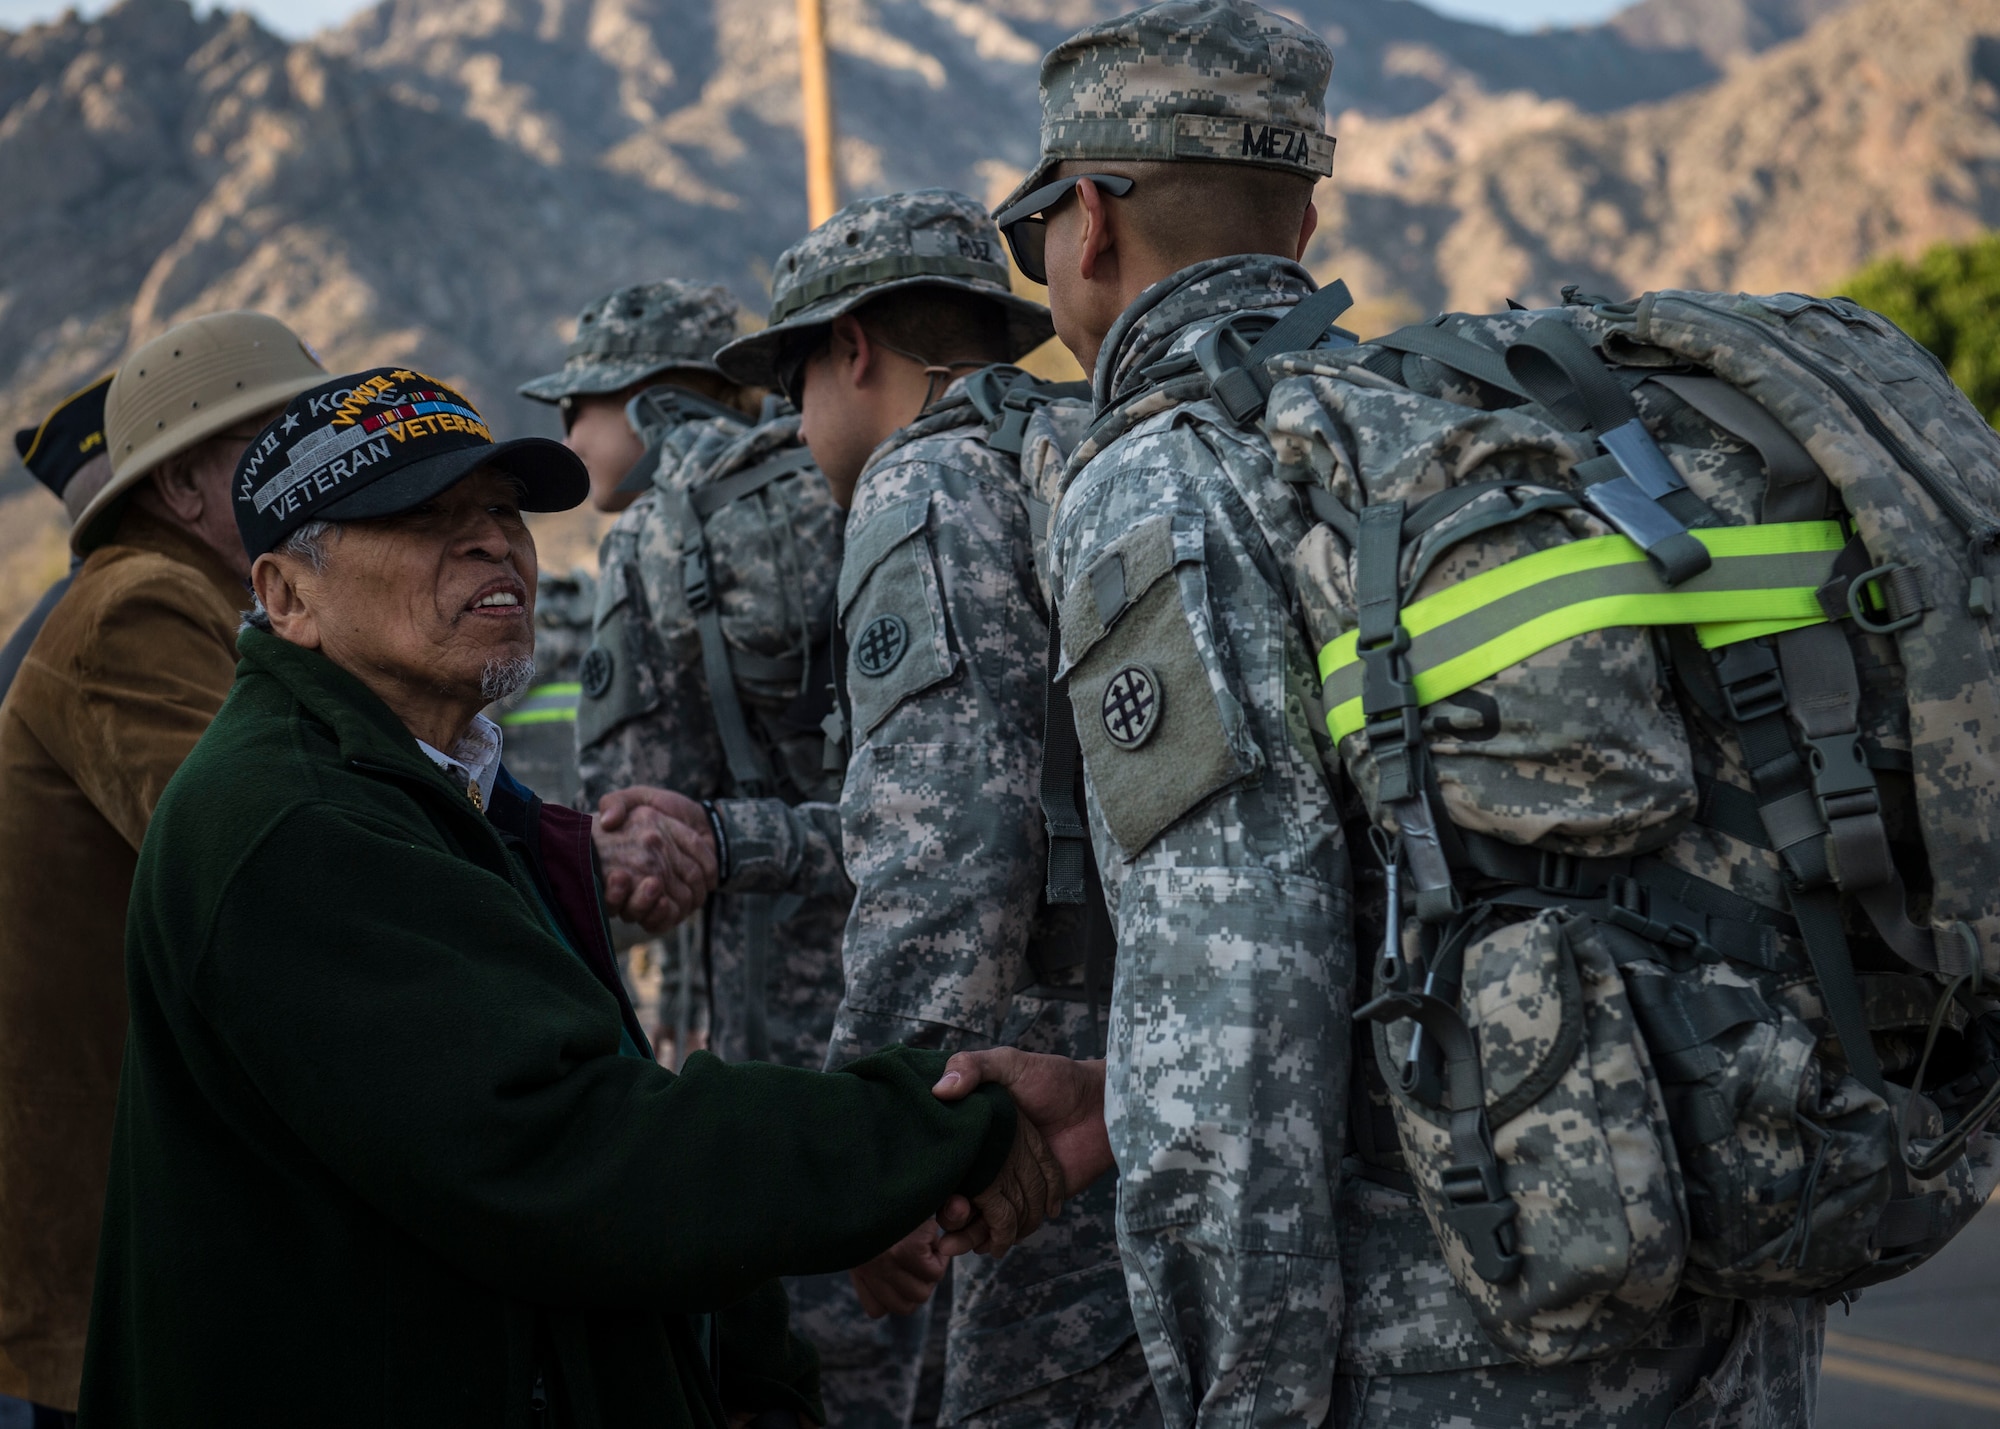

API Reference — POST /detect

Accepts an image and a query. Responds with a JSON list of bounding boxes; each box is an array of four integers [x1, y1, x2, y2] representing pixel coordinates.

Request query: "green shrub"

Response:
[[1845, 233, 2000, 425]]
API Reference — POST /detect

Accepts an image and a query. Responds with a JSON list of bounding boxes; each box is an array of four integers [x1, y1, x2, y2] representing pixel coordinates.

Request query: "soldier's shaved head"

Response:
[[1053, 157, 1317, 272]]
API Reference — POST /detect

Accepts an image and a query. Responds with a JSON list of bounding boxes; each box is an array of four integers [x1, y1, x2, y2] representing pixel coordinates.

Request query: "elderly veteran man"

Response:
[[697, 188, 1157, 1429], [526, 284, 904, 1422], [1, 374, 116, 699], [78, 367, 1067, 1429], [0, 313, 323, 1419]]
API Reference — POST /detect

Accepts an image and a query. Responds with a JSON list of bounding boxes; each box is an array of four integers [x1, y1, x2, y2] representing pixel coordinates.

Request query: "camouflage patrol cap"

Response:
[[997, 0, 1336, 215], [519, 280, 741, 403], [715, 189, 1056, 389]]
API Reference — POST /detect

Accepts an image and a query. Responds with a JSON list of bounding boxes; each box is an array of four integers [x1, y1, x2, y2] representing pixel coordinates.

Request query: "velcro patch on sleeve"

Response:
[[840, 492, 958, 738], [1060, 514, 1256, 859], [576, 561, 661, 751]]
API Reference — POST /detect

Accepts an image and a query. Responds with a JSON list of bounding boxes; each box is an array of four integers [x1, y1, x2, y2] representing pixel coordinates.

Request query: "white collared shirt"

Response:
[[415, 712, 505, 813]]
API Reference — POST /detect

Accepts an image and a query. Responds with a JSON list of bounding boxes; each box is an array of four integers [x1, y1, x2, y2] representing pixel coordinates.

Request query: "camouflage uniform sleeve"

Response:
[[823, 444, 1050, 1070], [1048, 428, 1353, 1429], [711, 795, 850, 901]]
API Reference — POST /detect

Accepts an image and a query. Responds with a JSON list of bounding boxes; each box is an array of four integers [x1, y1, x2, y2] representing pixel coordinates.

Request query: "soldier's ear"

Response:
[[831, 314, 873, 385], [1295, 199, 1319, 262], [1076, 178, 1117, 283]]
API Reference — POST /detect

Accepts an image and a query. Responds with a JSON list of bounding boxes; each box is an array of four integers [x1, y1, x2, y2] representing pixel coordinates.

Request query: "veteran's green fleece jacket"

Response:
[[79, 628, 1016, 1429]]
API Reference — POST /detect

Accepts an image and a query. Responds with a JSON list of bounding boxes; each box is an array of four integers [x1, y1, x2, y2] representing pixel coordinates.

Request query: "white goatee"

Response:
[[481, 655, 537, 704]]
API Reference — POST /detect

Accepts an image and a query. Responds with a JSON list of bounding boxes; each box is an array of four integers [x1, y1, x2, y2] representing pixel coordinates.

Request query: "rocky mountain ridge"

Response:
[[0, 0, 1993, 510]]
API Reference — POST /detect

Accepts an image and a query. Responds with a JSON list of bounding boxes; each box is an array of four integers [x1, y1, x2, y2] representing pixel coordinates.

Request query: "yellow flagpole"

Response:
[[797, 0, 838, 225]]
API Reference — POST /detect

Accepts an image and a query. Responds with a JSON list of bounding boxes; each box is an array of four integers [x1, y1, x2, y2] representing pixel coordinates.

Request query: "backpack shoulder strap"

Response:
[[1037, 599, 1117, 1054], [963, 365, 1092, 456], [1081, 277, 1360, 452], [618, 385, 751, 496], [1197, 277, 1358, 425]]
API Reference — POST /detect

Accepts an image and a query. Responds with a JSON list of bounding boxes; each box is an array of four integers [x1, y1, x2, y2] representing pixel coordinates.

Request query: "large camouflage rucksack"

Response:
[[1132, 283, 2000, 1366]]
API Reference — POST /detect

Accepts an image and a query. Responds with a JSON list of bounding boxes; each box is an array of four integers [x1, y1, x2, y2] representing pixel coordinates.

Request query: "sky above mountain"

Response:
[[0, 0, 1633, 39]]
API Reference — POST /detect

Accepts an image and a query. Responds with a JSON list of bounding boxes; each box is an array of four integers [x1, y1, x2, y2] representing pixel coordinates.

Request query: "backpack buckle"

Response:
[[1806, 733, 1877, 811], [1438, 1159, 1523, 1285], [1606, 877, 1711, 956], [682, 547, 713, 612], [1537, 850, 1587, 897], [1714, 640, 1786, 723], [1194, 315, 1279, 425]]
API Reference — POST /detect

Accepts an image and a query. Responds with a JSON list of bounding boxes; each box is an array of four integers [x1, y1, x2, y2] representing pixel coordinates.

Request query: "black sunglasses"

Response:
[[993, 173, 1136, 286], [776, 333, 828, 409]]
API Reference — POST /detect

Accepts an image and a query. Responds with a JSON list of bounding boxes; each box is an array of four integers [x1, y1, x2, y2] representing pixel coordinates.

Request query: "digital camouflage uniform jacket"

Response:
[[717, 380, 1145, 1424], [577, 410, 848, 1068], [1057, 255, 1825, 1429], [1046, 255, 1353, 1429]]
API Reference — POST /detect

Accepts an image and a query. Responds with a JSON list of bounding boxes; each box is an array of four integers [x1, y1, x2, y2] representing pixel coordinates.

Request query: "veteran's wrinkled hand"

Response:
[[592, 785, 718, 929], [932, 1097, 1066, 1259], [930, 1049, 1112, 1256]]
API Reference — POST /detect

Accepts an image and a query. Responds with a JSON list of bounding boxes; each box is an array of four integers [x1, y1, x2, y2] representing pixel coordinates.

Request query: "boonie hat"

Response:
[[519, 281, 741, 404], [80, 310, 326, 551], [995, 0, 1336, 216], [234, 367, 587, 559], [15, 373, 112, 501], [715, 189, 1055, 390]]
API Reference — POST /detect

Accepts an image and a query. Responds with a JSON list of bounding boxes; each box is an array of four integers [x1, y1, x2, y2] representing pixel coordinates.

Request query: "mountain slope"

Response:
[[0, 0, 1976, 498], [1314, 0, 2000, 313]]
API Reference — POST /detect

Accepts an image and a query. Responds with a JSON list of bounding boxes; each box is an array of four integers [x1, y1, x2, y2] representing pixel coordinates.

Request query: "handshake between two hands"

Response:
[[850, 1048, 1115, 1319], [583, 788, 1115, 1318], [589, 785, 721, 931]]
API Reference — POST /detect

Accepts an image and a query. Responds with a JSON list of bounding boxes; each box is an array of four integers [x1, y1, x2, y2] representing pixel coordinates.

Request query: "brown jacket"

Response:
[[0, 506, 244, 1409]]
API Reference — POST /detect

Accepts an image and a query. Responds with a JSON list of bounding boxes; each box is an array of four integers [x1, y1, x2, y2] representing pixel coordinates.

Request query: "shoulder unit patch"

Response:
[[854, 613, 910, 678], [1100, 662, 1162, 749]]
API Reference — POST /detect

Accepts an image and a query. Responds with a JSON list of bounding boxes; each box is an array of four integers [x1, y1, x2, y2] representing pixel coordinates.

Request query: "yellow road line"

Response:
[[1826, 1331, 2000, 1388], [1823, 1334, 2000, 1412], [1823, 1356, 2000, 1411]]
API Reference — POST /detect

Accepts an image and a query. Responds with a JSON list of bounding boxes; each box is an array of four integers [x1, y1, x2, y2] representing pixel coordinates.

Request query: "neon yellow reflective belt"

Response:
[[499, 681, 582, 728], [1319, 521, 1847, 745]]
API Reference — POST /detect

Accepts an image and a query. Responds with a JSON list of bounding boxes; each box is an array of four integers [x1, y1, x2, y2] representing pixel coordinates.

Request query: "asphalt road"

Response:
[[4, 1205, 1994, 1427], [1818, 1198, 2000, 1428]]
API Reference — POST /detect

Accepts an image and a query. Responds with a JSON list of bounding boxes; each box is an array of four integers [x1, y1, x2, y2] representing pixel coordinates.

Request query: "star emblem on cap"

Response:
[[281, 412, 299, 433]]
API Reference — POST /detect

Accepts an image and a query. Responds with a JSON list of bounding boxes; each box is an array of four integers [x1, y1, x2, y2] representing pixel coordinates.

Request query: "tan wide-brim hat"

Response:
[[77, 311, 327, 552]]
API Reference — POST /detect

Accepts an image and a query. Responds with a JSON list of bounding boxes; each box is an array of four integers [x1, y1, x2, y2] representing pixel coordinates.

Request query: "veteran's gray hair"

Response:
[[240, 520, 338, 634]]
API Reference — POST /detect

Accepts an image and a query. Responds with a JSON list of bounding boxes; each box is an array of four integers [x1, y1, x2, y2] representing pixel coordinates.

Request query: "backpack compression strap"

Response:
[[1506, 321, 1718, 587], [1317, 521, 1849, 744]]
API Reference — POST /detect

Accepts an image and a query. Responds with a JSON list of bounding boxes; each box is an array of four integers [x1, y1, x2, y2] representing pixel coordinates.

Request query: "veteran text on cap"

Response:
[[236, 367, 586, 558]]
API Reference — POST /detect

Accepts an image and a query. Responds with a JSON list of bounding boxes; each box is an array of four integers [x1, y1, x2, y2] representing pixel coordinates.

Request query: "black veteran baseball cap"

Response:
[[234, 367, 587, 558], [15, 373, 113, 498]]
